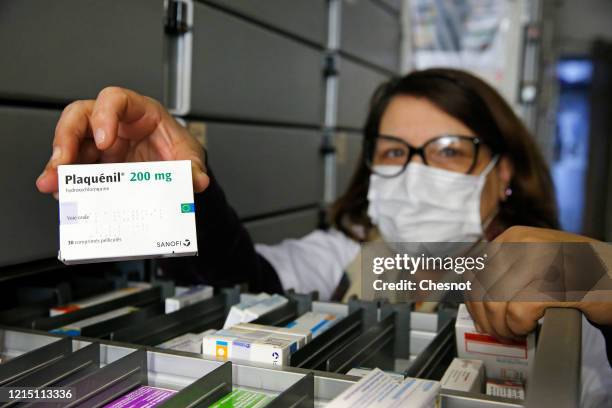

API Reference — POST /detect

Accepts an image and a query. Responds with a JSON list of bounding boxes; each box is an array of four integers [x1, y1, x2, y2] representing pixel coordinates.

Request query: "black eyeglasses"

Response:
[[365, 134, 482, 178]]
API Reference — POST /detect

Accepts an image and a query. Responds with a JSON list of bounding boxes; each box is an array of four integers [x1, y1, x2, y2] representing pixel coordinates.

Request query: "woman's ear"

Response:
[[498, 156, 514, 200]]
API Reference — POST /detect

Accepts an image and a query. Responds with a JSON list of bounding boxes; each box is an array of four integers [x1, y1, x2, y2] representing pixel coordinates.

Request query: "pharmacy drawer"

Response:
[[335, 131, 363, 197], [190, 2, 324, 125], [245, 208, 319, 245], [0, 308, 583, 407], [341, 0, 400, 72], [0, 0, 164, 103], [202, 0, 328, 46], [0, 329, 357, 405], [407, 309, 582, 408], [204, 122, 323, 218], [337, 57, 390, 129], [0, 107, 60, 267]]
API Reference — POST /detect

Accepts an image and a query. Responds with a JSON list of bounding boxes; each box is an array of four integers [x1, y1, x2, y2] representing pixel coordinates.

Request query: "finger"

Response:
[[482, 301, 519, 342], [53, 100, 94, 164], [465, 302, 483, 332], [183, 147, 209, 193], [91, 87, 160, 150], [493, 225, 527, 243], [99, 137, 130, 163], [187, 145, 209, 193], [580, 301, 612, 325], [470, 243, 520, 296], [37, 100, 94, 193], [466, 302, 496, 335], [169, 136, 209, 193], [77, 139, 101, 164], [506, 301, 554, 336], [38, 169, 59, 195], [485, 244, 563, 301], [191, 161, 210, 193]]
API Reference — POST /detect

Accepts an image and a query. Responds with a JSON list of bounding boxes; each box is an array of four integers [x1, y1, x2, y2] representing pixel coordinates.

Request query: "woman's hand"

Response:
[[36, 87, 209, 196], [491, 226, 598, 244], [466, 226, 612, 341]]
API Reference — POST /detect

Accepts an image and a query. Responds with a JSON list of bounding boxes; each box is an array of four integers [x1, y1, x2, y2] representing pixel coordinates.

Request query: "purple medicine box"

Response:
[[103, 386, 177, 408]]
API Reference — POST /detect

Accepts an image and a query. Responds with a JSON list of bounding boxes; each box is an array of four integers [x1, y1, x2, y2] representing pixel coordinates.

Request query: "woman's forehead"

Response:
[[379, 95, 475, 146]]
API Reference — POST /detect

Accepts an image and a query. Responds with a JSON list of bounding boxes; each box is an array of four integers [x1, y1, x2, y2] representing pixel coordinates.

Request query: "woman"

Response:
[[255, 68, 558, 301], [36, 69, 611, 370], [43, 68, 559, 299]]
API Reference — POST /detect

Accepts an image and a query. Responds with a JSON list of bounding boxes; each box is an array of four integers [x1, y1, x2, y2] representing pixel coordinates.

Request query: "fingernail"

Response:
[[94, 128, 106, 146], [51, 146, 62, 162]]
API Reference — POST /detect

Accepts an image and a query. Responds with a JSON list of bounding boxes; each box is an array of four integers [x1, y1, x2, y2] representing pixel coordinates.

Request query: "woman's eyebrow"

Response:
[[378, 133, 477, 139]]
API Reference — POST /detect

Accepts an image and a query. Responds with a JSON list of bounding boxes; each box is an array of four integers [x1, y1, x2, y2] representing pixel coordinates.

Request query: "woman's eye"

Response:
[[438, 147, 460, 157], [382, 148, 406, 159]]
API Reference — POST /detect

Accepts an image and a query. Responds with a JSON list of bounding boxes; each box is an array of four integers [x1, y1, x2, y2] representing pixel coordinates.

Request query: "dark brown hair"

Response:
[[331, 68, 559, 241]]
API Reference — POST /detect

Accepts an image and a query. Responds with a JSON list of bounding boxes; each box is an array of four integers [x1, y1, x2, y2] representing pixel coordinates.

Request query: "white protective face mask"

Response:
[[367, 156, 499, 244]]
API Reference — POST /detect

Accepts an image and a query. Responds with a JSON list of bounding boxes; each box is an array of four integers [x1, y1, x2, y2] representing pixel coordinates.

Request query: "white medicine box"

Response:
[[57, 160, 198, 264]]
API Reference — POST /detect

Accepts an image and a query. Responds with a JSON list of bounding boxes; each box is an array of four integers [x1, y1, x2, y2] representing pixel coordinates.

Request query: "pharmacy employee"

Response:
[[36, 70, 612, 365], [37, 69, 526, 296]]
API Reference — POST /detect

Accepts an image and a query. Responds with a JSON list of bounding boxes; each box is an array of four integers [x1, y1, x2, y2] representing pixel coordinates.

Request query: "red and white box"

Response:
[[456, 304, 534, 381], [486, 379, 525, 400]]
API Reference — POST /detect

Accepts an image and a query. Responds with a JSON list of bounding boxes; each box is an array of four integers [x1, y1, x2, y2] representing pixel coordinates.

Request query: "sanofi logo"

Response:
[[156, 238, 191, 248]]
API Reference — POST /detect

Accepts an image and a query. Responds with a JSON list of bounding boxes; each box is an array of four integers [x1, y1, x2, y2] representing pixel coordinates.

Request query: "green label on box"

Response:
[[209, 389, 273, 408], [181, 203, 195, 213]]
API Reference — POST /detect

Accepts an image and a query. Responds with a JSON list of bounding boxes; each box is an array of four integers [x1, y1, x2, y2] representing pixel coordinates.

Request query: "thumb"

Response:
[[173, 140, 209, 193], [190, 160, 209, 193], [506, 301, 575, 336], [166, 119, 209, 193]]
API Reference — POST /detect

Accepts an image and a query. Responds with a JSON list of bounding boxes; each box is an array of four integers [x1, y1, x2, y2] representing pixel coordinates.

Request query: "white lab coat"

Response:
[[581, 316, 612, 407], [255, 229, 360, 301]]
